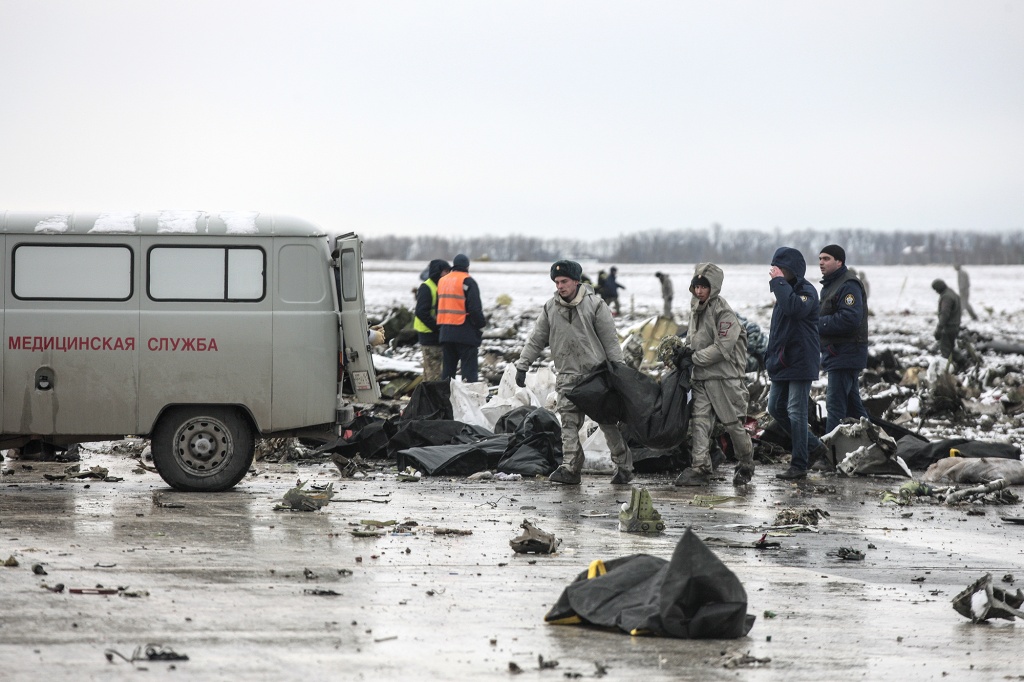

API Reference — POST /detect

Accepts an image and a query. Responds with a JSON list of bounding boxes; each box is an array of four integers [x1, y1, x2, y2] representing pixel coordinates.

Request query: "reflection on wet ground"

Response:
[[2, 451, 1023, 680]]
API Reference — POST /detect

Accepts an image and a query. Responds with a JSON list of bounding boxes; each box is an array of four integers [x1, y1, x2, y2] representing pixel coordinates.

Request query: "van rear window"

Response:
[[148, 246, 265, 301], [12, 244, 133, 300]]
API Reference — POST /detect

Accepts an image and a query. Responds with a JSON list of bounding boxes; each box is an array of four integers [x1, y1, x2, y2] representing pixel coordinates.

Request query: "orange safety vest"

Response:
[[436, 271, 470, 325]]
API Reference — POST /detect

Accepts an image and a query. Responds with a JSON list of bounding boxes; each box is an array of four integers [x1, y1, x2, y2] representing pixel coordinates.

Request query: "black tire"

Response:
[[151, 406, 254, 492]]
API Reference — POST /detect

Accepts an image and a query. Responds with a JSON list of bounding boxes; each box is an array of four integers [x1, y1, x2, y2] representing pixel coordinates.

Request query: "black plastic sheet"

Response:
[[897, 436, 1022, 470]]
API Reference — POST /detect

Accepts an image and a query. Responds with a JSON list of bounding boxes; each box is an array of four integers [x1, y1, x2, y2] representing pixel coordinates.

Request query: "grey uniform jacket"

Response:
[[515, 285, 622, 391], [685, 263, 748, 381]]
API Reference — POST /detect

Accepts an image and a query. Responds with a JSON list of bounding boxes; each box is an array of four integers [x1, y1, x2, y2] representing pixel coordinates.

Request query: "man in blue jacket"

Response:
[[437, 254, 487, 382], [817, 244, 869, 435], [765, 247, 827, 480]]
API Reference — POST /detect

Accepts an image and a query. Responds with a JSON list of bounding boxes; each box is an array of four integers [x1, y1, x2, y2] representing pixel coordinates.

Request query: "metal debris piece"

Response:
[[304, 588, 341, 596], [275, 479, 335, 511], [772, 508, 829, 526], [152, 491, 185, 508], [433, 527, 473, 536], [952, 573, 1024, 623], [946, 478, 1011, 505], [67, 465, 109, 479], [3, 556, 19, 567], [510, 519, 559, 554], [105, 643, 189, 664], [537, 654, 559, 670], [618, 486, 666, 533], [837, 547, 865, 561], [691, 494, 743, 507], [723, 652, 772, 669], [398, 466, 423, 482]]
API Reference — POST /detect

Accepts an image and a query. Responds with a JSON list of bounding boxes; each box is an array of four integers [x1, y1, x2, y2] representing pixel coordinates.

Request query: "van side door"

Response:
[[334, 235, 380, 404]]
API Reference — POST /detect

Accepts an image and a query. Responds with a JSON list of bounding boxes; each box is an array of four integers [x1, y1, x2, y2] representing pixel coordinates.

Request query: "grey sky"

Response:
[[1, 1, 1021, 239]]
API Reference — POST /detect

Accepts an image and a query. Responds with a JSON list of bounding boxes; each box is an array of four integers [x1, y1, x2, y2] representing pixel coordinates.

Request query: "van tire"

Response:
[[151, 406, 255, 492]]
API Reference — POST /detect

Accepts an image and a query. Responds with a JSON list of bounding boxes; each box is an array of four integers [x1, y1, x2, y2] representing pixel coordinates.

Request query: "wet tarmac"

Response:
[[3, 448, 1024, 680]]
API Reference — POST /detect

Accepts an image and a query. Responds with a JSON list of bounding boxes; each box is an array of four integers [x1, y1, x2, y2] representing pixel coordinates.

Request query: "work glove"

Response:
[[515, 369, 527, 388], [674, 346, 695, 370]]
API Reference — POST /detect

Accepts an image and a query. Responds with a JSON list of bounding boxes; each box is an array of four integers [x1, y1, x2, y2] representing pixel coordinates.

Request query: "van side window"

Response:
[[278, 244, 327, 303], [340, 248, 358, 302], [12, 244, 133, 300], [148, 246, 265, 301]]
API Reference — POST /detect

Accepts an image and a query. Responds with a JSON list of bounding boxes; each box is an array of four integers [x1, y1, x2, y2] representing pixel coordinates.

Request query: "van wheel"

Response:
[[151, 407, 254, 492]]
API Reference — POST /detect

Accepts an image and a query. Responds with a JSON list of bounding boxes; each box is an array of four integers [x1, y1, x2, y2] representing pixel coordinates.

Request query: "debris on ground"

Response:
[[510, 519, 559, 554], [275, 479, 336, 511], [723, 652, 771, 669], [945, 479, 1018, 505], [772, 508, 829, 526], [923, 457, 1024, 485], [331, 453, 373, 478], [152, 491, 185, 508], [880, 480, 934, 505], [397, 466, 423, 482], [952, 573, 1024, 623], [105, 643, 189, 664], [836, 547, 866, 561], [619, 486, 666, 533], [690, 494, 744, 507]]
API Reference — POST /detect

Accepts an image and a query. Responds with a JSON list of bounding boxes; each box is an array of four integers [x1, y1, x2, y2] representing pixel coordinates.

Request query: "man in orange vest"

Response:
[[414, 259, 451, 381], [437, 254, 486, 382]]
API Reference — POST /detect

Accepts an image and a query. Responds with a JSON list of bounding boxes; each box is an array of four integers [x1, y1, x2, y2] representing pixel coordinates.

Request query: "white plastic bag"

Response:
[[449, 379, 491, 430]]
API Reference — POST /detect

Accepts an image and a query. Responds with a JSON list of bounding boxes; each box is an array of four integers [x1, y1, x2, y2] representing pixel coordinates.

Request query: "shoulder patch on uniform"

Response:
[[718, 321, 732, 338], [844, 293, 855, 306], [799, 294, 809, 302]]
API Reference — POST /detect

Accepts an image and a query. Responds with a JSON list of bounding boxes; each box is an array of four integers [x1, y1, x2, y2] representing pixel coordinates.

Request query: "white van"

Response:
[[0, 210, 380, 491]]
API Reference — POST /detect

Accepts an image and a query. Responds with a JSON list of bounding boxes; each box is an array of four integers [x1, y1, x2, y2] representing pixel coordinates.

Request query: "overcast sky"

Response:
[[1, 1, 1021, 239]]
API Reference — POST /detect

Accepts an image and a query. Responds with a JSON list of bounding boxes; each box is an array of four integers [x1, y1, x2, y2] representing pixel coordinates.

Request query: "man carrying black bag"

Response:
[[514, 260, 634, 485]]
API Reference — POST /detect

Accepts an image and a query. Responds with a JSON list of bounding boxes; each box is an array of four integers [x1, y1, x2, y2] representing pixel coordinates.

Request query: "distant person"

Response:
[[601, 266, 625, 315], [954, 264, 978, 320], [515, 260, 634, 485], [413, 259, 451, 381], [817, 245, 870, 435], [437, 254, 486, 382], [595, 270, 607, 297], [672, 263, 755, 487], [655, 271, 674, 318], [931, 279, 962, 360], [766, 247, 828, 480]]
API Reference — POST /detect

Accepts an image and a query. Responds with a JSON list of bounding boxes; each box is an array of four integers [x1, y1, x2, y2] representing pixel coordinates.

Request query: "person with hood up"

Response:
[[954, 264, 978, 321], [515, 260, 634, 485], [413, 258, 451, 381], [437, 254, 486, 382], [817, 244, 869, 435], [766, 247, 828, 480], [655, 271, 674, 319], [672, 264, 756, 487], [932, 278, 962, 360]]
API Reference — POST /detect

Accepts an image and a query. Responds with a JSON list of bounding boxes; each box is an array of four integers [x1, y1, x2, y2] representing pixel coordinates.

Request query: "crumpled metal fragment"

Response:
[[510, 519, 559, 554], [276, 479, 335, 511], [952, 573, 1024, 623]]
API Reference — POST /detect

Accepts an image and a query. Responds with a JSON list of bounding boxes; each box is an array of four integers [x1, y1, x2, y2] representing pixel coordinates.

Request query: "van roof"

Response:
[[0, 211, 328, 237]]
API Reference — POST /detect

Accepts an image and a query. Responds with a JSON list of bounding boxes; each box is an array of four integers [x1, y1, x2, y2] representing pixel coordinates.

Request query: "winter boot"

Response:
[[609, 467, 634, 485], [775, 465, 807, 480], [732, 465, 754, 486], [673, 467, 711, 487], [618, 486, 665, 533], [548, 465, 581, 485]]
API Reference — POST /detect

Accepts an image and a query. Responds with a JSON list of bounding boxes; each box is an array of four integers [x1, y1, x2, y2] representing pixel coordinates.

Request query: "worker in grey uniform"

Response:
[[515, 260, 634, 485], [673, 263, 756, 487], [655, 271, 674, 319]]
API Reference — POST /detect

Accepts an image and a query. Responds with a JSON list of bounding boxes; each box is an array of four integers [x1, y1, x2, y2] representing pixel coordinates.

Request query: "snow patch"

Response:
[[34, 214, 70, 233], [157, 210, 204, 234], [90, 212, 138, 233], [220, 211, 259, 234]]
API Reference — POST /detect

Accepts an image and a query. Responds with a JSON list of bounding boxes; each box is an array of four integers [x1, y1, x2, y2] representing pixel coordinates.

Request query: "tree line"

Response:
[[363, 226, 1024, 265]]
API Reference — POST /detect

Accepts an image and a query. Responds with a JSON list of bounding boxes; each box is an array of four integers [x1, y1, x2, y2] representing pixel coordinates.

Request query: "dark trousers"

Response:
[[825, 368, 869, 434], [442, 343, 479, 383]]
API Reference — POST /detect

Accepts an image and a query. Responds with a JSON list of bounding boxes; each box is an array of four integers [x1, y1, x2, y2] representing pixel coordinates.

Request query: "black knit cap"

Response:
[[550, 260, 583, 281], [820, 244, 846, 264], [690, 275, 711, 289]]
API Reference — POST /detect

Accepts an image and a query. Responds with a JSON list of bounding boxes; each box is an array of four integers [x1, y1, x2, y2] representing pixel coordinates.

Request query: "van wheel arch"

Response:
[[151, 405, 256, 492]]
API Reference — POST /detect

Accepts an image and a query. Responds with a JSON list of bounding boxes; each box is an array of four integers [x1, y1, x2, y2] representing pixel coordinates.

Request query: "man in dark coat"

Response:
[[437, 254, 486, 382], [817, 245, 869, 434], [414, 259, 451, 381], [766, 247, 827, 480], [932, 279, 962, 360], [601, 266, 625, 315]]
